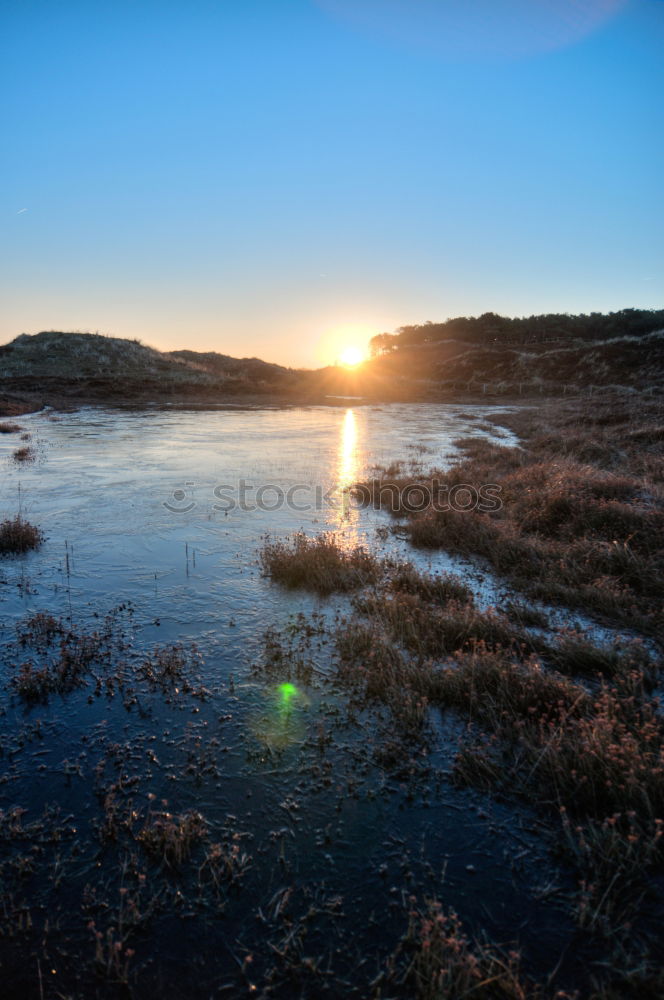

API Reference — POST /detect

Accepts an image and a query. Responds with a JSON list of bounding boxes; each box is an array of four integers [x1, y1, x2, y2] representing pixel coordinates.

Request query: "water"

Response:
[[0, 404, 586, 998], [1, 404, 518, 627]]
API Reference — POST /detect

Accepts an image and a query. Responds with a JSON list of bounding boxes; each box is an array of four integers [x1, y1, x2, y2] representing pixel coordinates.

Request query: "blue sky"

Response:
[[2, 0, 662, 366]]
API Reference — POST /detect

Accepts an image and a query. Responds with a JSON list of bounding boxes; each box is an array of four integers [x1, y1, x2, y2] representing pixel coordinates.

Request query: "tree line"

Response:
[[369, 308, 664, 355]]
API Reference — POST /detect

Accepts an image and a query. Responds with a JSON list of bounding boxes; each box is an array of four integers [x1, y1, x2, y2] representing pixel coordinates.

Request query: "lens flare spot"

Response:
[[278, 682, 299, 707]]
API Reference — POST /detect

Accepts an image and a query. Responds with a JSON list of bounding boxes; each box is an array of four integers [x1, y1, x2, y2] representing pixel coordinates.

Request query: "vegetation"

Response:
[[138, 808, 207, 868], [260, 530, 382, 593], [0, 514, 42, 554], [380, 899, 543, 1000], [353, 393, 664, 634], [370, 308, 664, 353]]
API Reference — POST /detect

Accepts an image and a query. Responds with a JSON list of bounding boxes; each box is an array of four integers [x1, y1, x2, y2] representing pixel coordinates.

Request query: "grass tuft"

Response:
[[0, 515, 42, 555], [138, 809, 206, 868], [383, 899, 543, 1000], [260, 531, 380, 593]]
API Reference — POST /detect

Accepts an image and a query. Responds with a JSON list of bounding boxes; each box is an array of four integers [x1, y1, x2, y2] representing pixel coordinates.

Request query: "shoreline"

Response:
[[0, 380, 628, 418]]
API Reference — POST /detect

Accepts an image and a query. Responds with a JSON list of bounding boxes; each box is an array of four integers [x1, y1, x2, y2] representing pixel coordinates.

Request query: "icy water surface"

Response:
[[0, 404, 587, 998], [1, 403, 518, 631]]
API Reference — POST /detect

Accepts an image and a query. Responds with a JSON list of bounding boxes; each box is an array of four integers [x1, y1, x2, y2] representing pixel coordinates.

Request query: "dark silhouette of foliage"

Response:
[[369, 308, 664, 355]]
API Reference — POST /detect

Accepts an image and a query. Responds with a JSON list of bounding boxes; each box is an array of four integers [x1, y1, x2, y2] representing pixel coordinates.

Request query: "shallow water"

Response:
[[0, 404, 592, 997], [1, 404, 519, 628]]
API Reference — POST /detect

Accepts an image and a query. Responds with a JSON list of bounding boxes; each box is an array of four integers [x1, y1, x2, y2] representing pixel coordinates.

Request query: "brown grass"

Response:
[[560, 809, 663, 934], [333, 550, 663, 939], [356, 590, 527, 659], [260, 531, 381, 593], [387, 562, 474, 604], [138, 808, 206, 868], [138, 643, 198, 689], [354, 396, 664, 635], [12, 628, 105, 701], [0, 515, 42, 555], [379, 899, 544, 1000]]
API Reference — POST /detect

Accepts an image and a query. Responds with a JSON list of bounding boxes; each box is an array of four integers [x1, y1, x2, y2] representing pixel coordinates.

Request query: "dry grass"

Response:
[[0, 422, 23, 433], [387, 562, 474, 604], [343, 563, 655, 695], [197, 835, 252, 890], [260, 531, 381, 593], [546, 632, 655, 682], [560, 809, 663, 934], [138, 808, 207, 868], [137, 643, 198, 689], [353, 393, 664, 634], [356, 590, 528, 659], [12, 446, 35, 463], [0, 515, 42, 555], [379, 899, 544, 1000], [12, 628, 106, 701], [10, 611, 203, 704], [329, 536, 664, 941]]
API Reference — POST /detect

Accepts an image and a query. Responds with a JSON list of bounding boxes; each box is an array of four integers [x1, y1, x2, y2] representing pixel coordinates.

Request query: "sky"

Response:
[[1, 0, 663, 368]]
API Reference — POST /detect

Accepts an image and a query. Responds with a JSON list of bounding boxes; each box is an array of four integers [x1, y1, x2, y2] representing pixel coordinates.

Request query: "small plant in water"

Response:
[[138, 806, 207, 867], [138, 643, 197, 689], [260, 530, 380, 594], [0, 515, 42, 555]]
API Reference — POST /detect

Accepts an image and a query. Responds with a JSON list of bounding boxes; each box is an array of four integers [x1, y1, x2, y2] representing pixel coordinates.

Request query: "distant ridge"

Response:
[[0, 331, 291, 386], [0, 331, 297, 412], [1, 314, 662, 415], [168, 348, 290, 382], [364, 327, 664, 394], [0, 331, 199, 380]]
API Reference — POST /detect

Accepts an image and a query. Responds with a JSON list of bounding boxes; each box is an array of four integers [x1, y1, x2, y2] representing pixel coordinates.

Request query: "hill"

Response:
[[167, 349, 291, 384], [0, 331, 206, 381], [0, 331, 297, 411], [363, 328, 664, 396], [1, 312, 663, 413]]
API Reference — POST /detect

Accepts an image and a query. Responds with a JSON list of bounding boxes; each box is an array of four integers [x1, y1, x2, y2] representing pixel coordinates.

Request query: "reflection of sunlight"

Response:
[[337, 409, 359, 523]]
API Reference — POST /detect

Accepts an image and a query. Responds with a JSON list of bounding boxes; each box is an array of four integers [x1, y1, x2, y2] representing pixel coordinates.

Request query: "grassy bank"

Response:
[[353, 393, 664, 636], [258, 398, 664, 993]]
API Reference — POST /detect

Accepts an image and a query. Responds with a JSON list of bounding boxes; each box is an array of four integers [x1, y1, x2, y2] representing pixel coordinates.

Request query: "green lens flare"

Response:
[[250, 683, 308, 751], [277, 682, 298, 707]]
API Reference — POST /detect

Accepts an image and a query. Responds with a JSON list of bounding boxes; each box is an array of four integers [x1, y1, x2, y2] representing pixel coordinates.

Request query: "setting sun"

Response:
[[339, 346, 364, 367]]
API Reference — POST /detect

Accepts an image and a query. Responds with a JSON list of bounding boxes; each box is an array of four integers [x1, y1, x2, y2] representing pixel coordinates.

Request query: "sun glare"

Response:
[[339, 346, 364, 367]]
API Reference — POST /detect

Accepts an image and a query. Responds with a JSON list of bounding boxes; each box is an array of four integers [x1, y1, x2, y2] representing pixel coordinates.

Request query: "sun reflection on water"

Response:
[[336, 409, 359, 524]]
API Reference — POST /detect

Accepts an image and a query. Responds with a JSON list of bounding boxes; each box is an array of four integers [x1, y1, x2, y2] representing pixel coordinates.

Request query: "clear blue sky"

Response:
[[2, 0, 662, 366]]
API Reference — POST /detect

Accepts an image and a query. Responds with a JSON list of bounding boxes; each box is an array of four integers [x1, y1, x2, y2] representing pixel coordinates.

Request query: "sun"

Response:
[[339, 346, 364, 367]]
